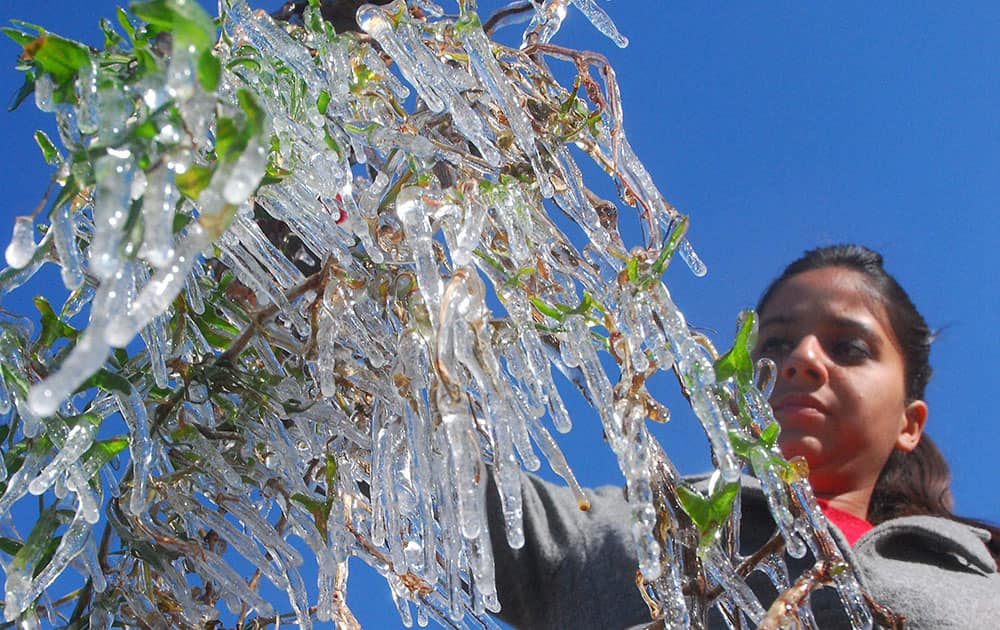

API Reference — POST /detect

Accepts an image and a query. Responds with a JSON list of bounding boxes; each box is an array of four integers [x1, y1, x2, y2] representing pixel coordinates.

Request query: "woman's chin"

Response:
[[776, 436, 823, 466]]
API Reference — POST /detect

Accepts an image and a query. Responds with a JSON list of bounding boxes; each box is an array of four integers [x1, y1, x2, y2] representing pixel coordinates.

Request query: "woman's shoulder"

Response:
[[854, 513, 995, 572], [852, 514, 1000, 628]]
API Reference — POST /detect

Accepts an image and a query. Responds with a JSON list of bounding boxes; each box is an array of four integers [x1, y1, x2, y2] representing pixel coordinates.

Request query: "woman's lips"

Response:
[[771, 394, 827, 422]]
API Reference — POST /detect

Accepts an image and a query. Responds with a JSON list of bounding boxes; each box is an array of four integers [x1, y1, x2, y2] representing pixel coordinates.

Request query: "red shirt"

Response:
[[817, 498, 873, 546]]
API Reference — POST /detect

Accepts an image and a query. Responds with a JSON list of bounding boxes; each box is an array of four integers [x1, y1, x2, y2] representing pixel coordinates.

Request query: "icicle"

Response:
[[569, 0, 628, 47], [33, 74, 55, 113], [189, 549, 275, 616], [184, 260, 207, 314], [28, 423, 98, 496], [139, 164, 178, 268], [89, 155, 133, 280], [0, 452, 44, 516], [700, 544, 767, 625], [5, 505, 93, 620], [115, 388, 153, 516], [76, 60, 100, 134], [750, 447, 806, 558], [438, 395, 485, 541], [104, 222, 210, 348], [459, 21, 553, 197], [50, 204, 85, 289], [221, 137, 268, 206], [28, 323, 110, 417]]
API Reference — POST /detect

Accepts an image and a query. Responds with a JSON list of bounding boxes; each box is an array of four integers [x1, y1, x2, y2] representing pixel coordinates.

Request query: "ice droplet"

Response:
[[5, 216, 36, 269]]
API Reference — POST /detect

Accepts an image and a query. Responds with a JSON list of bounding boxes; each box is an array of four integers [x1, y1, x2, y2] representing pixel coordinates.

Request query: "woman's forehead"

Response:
[[760, 267, 892, 330]]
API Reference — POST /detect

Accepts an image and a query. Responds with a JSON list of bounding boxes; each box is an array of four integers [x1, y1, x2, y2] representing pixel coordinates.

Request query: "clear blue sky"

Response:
[[1, 2, 998, 627]]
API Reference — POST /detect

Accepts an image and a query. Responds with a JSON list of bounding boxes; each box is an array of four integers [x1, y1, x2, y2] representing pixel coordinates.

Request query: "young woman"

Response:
[[488, 244, 1000, 629]]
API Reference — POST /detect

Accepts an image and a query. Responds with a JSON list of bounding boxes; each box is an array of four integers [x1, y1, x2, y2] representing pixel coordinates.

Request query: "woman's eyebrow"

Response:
[[829, 316, 882, 343], [758, 314, 881, 341], [759, 314, 793, 328]]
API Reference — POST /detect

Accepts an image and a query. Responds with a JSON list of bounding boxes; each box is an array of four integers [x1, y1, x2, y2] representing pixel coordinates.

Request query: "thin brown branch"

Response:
[[703, 531, 786, 602], [218, 266, 327, 365], [483, 1, 535, 37], [864, 590, 907, 630], [758, 561, 831, 630]]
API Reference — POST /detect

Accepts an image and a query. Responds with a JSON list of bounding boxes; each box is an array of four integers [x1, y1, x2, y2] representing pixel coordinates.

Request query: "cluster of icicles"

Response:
[[0, 1, 875, 628]]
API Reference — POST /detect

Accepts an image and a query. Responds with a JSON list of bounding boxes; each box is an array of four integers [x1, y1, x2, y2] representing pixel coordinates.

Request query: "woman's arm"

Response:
[[486, 469, 650, 630]]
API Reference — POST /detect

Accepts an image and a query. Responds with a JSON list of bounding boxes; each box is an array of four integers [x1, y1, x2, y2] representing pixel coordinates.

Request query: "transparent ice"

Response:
[[0, 1, 878, 628]]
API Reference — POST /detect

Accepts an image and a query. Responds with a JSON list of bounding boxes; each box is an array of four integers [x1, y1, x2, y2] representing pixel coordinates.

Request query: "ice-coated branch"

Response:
[[0, 0, 883, 628]]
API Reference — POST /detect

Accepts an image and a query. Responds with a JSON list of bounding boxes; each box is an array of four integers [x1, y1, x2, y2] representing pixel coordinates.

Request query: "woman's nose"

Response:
[[780, 336, 828, 384]]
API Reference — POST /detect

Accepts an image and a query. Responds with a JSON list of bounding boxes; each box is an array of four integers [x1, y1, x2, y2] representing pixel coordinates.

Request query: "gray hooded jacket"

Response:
[[487, 471, 999, 629]]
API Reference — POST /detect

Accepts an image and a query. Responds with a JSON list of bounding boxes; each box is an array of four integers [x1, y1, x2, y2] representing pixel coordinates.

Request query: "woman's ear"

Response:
[[896, 400, 928, 452]]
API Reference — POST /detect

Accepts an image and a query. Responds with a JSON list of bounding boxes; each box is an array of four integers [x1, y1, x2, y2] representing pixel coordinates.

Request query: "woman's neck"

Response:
[[816, 489, 871, 521]]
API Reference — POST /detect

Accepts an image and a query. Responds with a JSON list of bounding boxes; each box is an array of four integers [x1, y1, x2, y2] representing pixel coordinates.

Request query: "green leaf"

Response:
[[130, 0, 216, 54], [197, 309, 240, 336], [290, 493, 331, 539], [0, 536, 23, 556], [83, 436, 129, 470], [99, 17, 123, 48], [0, 364, 29, 398], [529, 296, 565, 322], [75, 368, 132, 395], [175, 163, 214, 200], [34, 295, 77, 347], [676, 480, 740, 547], [316, 89, 331, 115], [50, 175, 81, 211], [197, 48, 220, 92], [113, 348, 130, 367], [226, 56, 262, 73], [133, 116, 160, 140], [20, 33, 92, 101], [237, 88, 265, 138], [33, 130, 60, 164], [192, 319, 232, 349], [454, 11, 482, 35], [324, 455, 338, 491], [8, 19, 46, 31], [134, 47, 159, 78], [727, 430, 756, 459], [33, 534, 62, 578], [214, 116, 241, 163], [8, 70, 37, 112], [760, 421, 781, 447], [625, 255, 639, 282], [172, 210, 194, 233], [557, 292, 594, 316], [650, 214, 689, 276], [323, 130, 342, 158], [351, 63, 376, 91], [1, 26, 36, 47], [714, 309, 757, 387], [708, 482, 740, 524], [116, 7, 137, 41], [676, 485, 710, 531], [11, 505, 60, 571]]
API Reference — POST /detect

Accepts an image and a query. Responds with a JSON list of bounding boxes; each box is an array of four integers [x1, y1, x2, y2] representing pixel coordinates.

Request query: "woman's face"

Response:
[[754, 267, 926, 499]]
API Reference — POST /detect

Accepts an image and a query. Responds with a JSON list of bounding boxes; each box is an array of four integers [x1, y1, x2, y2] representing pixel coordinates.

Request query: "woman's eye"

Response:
[[757, 337, 791, 357], [832, 339, 871, 362]]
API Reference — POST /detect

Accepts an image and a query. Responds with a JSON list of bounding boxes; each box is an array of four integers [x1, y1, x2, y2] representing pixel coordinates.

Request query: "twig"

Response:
[[702, 532, 786, 602], [758, 561, 832, 630], [483, 1, 535, 36], [864, 590, 907, 630], [218, 266, 327, 365]]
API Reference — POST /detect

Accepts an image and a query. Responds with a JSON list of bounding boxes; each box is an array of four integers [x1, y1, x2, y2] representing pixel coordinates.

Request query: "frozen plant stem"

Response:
[[0, 1, 881, 628]]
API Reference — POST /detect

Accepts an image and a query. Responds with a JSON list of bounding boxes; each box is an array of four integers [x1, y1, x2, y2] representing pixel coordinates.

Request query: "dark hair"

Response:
[[757, 244, 1000, 564]]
